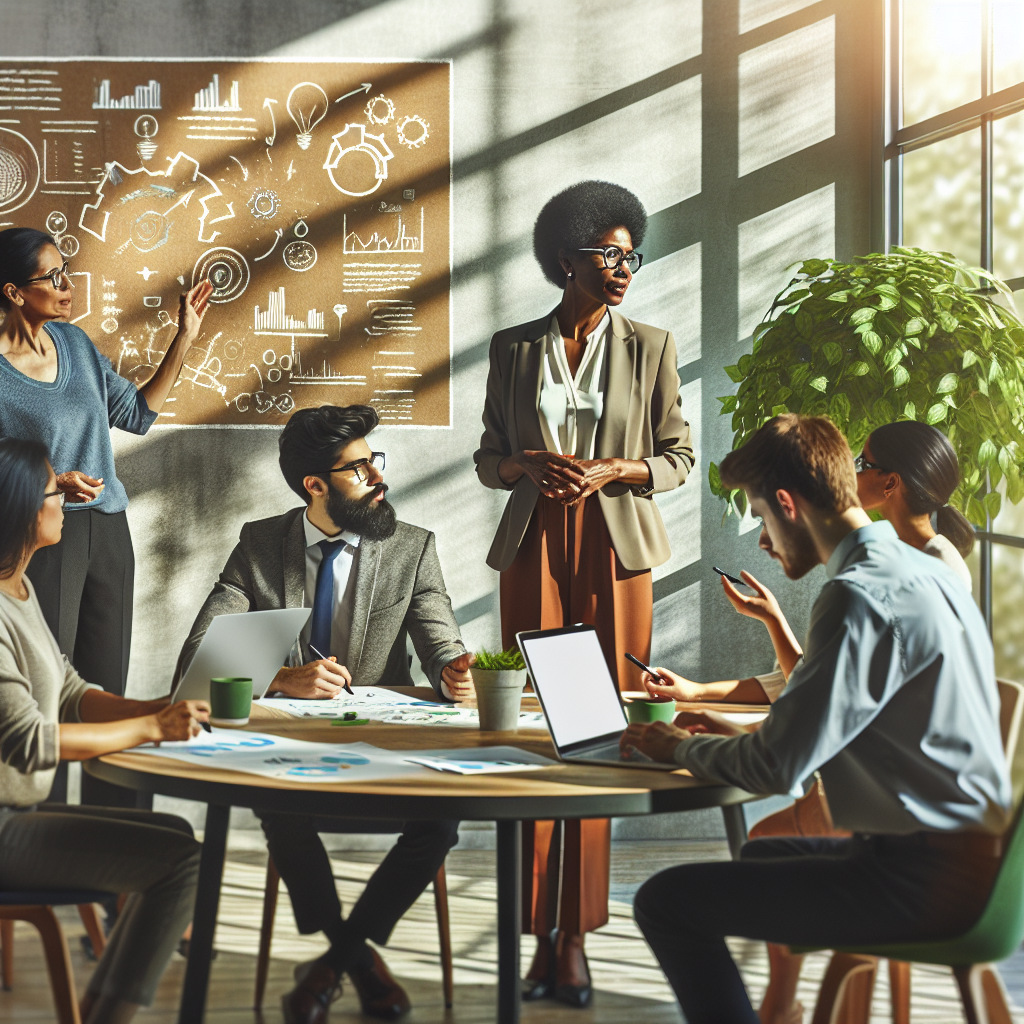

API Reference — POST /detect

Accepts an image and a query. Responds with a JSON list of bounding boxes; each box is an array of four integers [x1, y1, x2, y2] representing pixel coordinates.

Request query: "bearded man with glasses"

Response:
[[174, 403, 470, 1023]]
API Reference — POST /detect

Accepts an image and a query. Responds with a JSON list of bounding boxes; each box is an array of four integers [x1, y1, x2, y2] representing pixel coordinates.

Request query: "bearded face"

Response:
[[325, 480, 398, 541]]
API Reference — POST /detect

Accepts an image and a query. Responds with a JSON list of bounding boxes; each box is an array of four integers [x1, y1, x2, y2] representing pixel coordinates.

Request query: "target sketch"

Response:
[[193, 247, 250, 303], [0, 128, 40, 216], [130, 211, 170, 252]]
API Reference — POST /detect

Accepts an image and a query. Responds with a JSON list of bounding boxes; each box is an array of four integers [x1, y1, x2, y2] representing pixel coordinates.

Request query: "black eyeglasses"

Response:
[[23, 261, 70, 290], [576, 246, 643, 273], [854, 454, 888, 474], [321, 452, 385, 484], [42, 489, 65, 508]]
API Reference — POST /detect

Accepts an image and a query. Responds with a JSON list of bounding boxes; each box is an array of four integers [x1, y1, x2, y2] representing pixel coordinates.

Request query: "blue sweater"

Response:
[[0, 322, 157, 514]]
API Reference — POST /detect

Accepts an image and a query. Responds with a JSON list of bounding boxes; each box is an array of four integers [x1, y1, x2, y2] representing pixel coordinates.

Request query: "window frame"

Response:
[[886, 0, 1024, 632]]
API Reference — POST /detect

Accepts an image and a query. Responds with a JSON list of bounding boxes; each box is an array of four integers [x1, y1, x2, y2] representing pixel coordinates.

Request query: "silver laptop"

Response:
[[171, 608, 312, 703], [516, 624, 678, 770]]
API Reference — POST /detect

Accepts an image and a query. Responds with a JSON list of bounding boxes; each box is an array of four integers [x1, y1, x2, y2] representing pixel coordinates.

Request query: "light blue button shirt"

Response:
[[674, 521, 1012, 835]]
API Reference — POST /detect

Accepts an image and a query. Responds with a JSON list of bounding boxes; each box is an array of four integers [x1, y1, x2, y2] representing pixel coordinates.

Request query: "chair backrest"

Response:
[[936, 678, 1024, 964]]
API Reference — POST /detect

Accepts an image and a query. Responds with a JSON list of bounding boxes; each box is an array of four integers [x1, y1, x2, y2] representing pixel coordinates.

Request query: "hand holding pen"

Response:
[[309, 643, 355, 696]]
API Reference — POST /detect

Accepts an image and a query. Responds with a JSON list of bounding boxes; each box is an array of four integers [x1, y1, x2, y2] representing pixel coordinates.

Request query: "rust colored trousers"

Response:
[[500, 494, 653, 935]]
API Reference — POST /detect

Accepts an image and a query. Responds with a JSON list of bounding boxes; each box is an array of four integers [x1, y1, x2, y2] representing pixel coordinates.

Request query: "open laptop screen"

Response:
[[517, 626, 627, 749]]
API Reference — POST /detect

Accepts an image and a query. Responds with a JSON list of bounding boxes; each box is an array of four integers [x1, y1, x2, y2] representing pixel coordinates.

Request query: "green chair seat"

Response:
[[791, 802, 1024, 967]]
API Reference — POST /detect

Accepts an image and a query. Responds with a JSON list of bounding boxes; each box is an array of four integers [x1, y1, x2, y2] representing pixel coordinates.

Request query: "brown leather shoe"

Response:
[[347, 949, 411, 1019], [282, 959, 342, 1024]]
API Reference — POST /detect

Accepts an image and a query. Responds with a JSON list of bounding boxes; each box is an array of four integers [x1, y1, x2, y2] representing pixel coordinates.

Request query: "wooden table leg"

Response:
[[496, 820, 521, 1024], [178, 803, 230, 1024], [721, 804, 748, 860]]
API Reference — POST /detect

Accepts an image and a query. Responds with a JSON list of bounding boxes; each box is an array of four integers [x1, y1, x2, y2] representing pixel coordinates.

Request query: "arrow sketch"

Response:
[[254, 228, 283, 262], [263, 98, 278, 146], [334, 83, 372, 104]]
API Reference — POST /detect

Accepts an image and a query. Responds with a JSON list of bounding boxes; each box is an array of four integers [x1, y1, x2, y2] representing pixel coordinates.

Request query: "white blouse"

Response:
[[537, 313, 609, 460]]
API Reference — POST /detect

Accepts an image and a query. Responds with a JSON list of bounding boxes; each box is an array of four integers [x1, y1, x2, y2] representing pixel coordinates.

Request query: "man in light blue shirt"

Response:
[[623, 414, 1011, 1024]]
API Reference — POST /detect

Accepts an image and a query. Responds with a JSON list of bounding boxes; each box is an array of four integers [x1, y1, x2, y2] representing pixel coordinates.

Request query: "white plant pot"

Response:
[[469, 667, 527, 731]]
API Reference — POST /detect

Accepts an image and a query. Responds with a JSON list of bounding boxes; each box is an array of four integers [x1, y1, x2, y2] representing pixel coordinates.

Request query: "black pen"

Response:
[[309, 642, 355, 695], [200, 719, 212, 733], [625, 652, 660, 679]]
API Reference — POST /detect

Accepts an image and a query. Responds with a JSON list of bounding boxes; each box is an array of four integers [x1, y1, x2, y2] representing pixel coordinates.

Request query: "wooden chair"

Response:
[[0, 889, 111, 1024], [791, 678, 1024, 1024], [253, 858, 455, 1010]]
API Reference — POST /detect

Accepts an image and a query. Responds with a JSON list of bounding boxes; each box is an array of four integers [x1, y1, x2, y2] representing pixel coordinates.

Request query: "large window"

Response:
[[888, 0, 1024, 680]]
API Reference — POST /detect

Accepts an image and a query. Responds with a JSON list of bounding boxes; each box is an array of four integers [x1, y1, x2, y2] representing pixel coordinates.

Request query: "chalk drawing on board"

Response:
[[396, 115, 429, 150], [254, 228, 283, 262], [68, 271, 90, 324], [134, 115, 158, 162], [282, 239, 317, 272], [323, 124, 392, 198], [262, 98, 277, 146], [333, 304, 348, 340], [253, 287, 327, 336], [41, 135, 99, 192], [0, 69, 61, 112], [286, 83, 328, 151], [293, 219, 308, 238], [193, 75, 240, 112], [343, 207, 424, 254], [130, 211, 169, 252], [45, 210, 67, 235], [247, 188, 279, 220], [93, 79, 160, 110], [143, 296, 161, 308], [193, 247, 250, 303], [364, 94, 395, 126], [57, 234, 79, 257], [137, 266, 156, 281], [334, 83, 372, 105], [0, 128, 40, 215], [365, 299, 421, 337]]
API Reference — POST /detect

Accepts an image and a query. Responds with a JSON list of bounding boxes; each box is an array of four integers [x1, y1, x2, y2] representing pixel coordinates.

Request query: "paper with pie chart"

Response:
[[0, 59, 451, 426]]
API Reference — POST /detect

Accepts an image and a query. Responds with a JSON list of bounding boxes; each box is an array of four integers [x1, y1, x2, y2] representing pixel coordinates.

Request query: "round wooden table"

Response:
[[86, 708, 755, 1024]]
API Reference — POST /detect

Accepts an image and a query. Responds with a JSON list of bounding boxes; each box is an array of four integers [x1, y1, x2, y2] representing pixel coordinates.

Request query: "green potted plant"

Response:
[[470, 648, 528, 731], [708, 247, 1024, 525]]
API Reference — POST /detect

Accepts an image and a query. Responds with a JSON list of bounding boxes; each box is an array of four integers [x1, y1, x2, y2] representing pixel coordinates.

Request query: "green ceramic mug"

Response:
[[209, 677, 253, 726], [625, 697, 677, 725]]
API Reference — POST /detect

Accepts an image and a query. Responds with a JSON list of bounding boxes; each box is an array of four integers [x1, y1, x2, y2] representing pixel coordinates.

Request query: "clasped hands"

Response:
[[516, 450, 624, 505]]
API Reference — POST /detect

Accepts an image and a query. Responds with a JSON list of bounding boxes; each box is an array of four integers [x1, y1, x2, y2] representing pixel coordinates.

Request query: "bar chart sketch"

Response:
[[254, 287, 327, 336], [93, 79, 161, 110], [343, 207, 424, 254], [193, 75, 241, 112]]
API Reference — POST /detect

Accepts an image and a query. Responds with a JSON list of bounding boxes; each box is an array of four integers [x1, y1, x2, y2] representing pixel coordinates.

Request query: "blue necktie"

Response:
[[309, 539, 346, 658]]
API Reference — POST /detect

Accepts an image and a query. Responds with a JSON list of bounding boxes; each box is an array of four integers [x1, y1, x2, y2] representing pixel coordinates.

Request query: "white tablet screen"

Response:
[[520, 630, 626, 748]]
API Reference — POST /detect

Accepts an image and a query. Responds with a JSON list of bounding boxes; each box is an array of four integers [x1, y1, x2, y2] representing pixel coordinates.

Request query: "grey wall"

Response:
[[3, 0, 883, 698]]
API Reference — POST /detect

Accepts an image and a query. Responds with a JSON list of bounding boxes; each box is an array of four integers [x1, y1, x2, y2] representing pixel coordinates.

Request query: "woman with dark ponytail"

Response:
[[856, 420, 974, 588]]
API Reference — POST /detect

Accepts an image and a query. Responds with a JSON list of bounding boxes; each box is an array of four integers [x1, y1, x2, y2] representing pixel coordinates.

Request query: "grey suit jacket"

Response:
[[175, 508, 467, 699], [473, 308, 694, 572]]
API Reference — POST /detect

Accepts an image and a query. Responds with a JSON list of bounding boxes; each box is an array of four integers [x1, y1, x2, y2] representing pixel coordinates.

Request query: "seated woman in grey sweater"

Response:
[[0, 436, 211, 1024]]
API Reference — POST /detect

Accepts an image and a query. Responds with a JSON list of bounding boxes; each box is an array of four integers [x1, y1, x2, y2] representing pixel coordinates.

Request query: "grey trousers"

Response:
[[0, 803, 201, 1006]]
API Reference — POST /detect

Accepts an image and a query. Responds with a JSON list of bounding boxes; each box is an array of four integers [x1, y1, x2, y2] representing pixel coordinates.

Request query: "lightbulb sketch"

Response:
[[343, 208, 424, 254], [93, 79, 161, 110], [323, 124, 393, 198], [396, 115, 429, 149], [193, 75, 241, 112], [0, 128, 40, 216], [333, 304, 347, 340], [134, 115, 158, 162], [286, 82, 328, 151]]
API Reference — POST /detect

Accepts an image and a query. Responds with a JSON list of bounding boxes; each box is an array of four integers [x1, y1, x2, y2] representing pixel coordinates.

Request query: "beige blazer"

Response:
[[474, 309, 694, 572]]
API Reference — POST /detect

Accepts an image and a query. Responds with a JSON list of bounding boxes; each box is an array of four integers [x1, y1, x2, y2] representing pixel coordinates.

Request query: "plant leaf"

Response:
[[926, 402, 947, 425], [903, 401, 917, 420], [936, 373, 959, 395], [893, 364, 910, 387], [822, 341, 843, 365], [847, 361, 870, 377], [984, 490, 1002, 520], [808, 375, 829, 393], [904, 317, 927, 336], [849, 306, 876, 326], [724, 364, 744, 383], [861, 330, 882, 355]]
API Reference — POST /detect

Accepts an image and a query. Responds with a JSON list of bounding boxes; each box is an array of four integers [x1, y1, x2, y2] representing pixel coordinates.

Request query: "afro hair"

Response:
[[533, 181, 647, 288]]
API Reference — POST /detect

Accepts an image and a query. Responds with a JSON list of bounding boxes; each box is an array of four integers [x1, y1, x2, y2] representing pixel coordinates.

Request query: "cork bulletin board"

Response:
[[0, 58, 452, 426]]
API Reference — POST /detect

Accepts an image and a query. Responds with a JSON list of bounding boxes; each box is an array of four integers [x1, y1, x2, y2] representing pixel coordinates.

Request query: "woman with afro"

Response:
[[474, 181, 694, 1006]]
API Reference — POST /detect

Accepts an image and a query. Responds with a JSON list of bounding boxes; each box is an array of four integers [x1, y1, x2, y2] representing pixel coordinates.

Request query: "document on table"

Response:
[[402, 746, 557, 775], [261, 692, 549, 730], [129, 729, 426, 784]]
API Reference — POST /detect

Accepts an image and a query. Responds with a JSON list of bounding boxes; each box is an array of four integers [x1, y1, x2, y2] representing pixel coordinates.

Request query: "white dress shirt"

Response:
[[675, 522, 1011, 836], [537, 312, 609, 459], [301, 512, 362, 666]]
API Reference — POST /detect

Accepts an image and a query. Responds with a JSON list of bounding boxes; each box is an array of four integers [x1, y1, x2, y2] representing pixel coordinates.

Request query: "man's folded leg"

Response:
[[634, 835, 999, 1024], [257, 810, 459, 1021]]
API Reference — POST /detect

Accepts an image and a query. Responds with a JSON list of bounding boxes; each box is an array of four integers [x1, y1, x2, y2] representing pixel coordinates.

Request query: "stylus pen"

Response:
[[625, 652, 661, 680], [309, 642, 355, 695], [200, 720, 212, 733]]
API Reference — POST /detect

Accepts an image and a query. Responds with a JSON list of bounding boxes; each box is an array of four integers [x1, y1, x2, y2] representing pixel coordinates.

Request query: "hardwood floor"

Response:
[[0, 839, 1016, 1023]]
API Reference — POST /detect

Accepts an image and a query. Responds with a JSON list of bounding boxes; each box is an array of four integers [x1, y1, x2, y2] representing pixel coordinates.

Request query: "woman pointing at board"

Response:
[[0, 227, 212, 806]]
